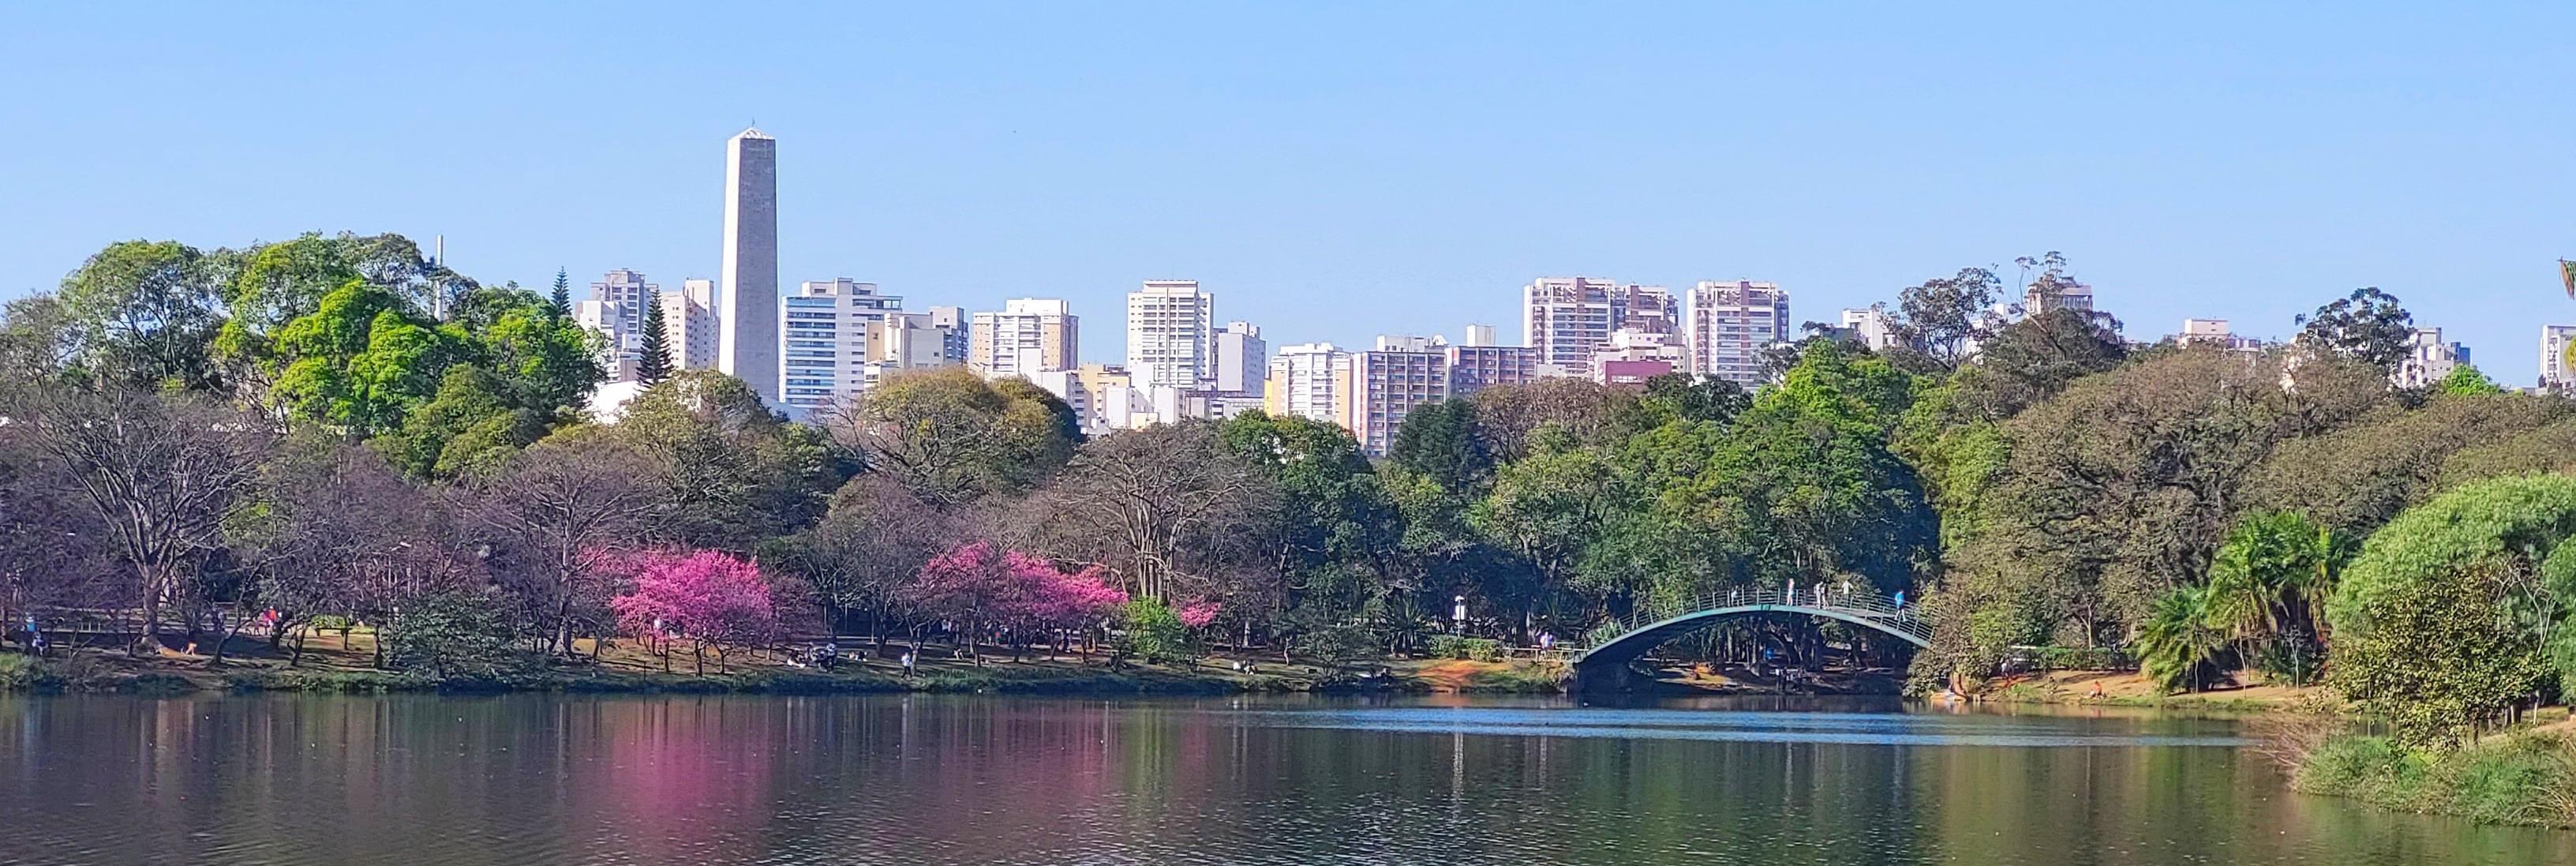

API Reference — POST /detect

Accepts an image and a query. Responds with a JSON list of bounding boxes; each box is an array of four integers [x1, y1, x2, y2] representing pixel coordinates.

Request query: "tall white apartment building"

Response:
[[1462, 324, 1500, 347], [1839, 306, 1900, 352], [780, 279, 904, 412], [1350, 336, 1451, 456], [863, 307, 968, 390], [1127, 279, 1216, 388], [586, 269, 656, 361], [2175, 318, 2266, 353], [718, 127, 781, 403], [2541, 324, 2576, 392], [2393, 327, 2470, 389], [1213, 321, 1267, 395], [1265, 343, 1351, 429], [969, 298, 1079, 379], [1522, 277, 1677, 378], [1686, 280, 1790, 386], [571, 299, 636, 382], [2024, 279, 2095, 317], [663, 279, 720, 370]]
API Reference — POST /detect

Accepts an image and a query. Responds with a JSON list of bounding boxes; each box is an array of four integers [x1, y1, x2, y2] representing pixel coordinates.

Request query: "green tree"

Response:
[[634, 290, 674, 385], [268, 281, 470, 437], [57, 240, 226, 389], [1220, 411, 1405, 651], [2296, 287, 2415, 372], [2248, 392, 2564, 534], [549, 268, 572, 317], [2326, 474, 2576, 747], [2437, 363, 2504, 396], [366, 364, 549, 480], [2201, 511, 2349, 684], [824, 368, 1076, 508], [1388, 399, 1492, 493], [2136, 584, 2227, 692], [1718, 341, 1930, 593], [1889, 266, 2004, 366], [590, 370, 836, 550]]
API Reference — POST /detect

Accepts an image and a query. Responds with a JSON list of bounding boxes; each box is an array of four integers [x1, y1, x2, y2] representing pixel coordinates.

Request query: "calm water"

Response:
[[2, 693, 2569, 865]]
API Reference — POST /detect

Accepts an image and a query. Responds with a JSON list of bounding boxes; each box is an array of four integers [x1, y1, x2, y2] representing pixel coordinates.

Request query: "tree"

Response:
[[268, 280, 470, 437], [592, 371, 835, 550], [549, 268, 572, 318], [2136, 585, 2226, 693], [1467, 377, 1634, 463], [771, 474, 957, 644], [610, 549, 780, 674], [2327, 474, 2576, 747], [2200, 511, 2349, 684], [1388, 399, 1492, 493], [1956, 309, 2128, 418], [229, 437, 471, 667], [367, 364, 551, 480], [2247, 392, 2564, 534], [822, 368, 1076, 508], [1636, 372, 1750, 426], [384, 589, 522, 680], [905, 540, 1020, 662], [56, 240, 226, 390], [3, 385, 272, 654], [635, 290, 674, 385], [2437, 363, 2503, 396], [1020, 422, 1270, 604], [462, 440, 661, 655], [1222, 411, 1405, 653], [1717, 341, 1931, 594], [1889, 266, 2004, 366], [2296, 287, 2415, 372]]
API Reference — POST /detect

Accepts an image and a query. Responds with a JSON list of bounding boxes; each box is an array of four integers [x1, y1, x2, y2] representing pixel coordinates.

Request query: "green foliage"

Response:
[[834, 367, 1076, 506], [57, 239, 226, 388], [2248, 393, 2566, 534], [2297, 733, 2576, 827], [2439, 363, 2505, 396], [2202, 511, 2347, 685], [635, 291, 674, 385], [1388, 399, 1492, 493], [1118, 598, 1196, 665], [1426, 634, 1502, 661], [2297, 287, 2416, 372], [2136, 585, 2226, 692], [384, 590, 528, 680], [2325, 473, 2576, 746]]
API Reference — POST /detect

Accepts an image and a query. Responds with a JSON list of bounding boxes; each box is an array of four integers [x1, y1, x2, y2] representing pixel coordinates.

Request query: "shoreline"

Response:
[[0, 643, 1574, 698]]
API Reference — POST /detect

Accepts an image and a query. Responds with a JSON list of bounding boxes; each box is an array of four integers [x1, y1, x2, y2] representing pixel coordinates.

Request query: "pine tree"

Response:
[[635, 289, 675, 385], [549, 268, 572, 317]]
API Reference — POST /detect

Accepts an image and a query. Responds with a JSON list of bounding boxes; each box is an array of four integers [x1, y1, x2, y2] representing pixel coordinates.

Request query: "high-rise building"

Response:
[[862, 306, 968, 390], [1033, 363, 1138, 437], [719, 127, 781, 403], [1266, 343, 1351, 429], [1522, 277, 1676, 378], [968, 298, 1079, 379], [1593, 328, 1688, 386], [2393, 327, 2469, 389], [2541, 324, 2576, 393], [1462, 323, 1500, 347], [779, 278, 903, 412], [1446, 344, 1537, 397], [588, 269, 656, 361], [1350, 336, 1451, 456], [1213, 321, 1267, 395], [664, 279, 720, 370], [1127, 279, 1215, 388], [1685, 280, 1789, 386], [571, 299, 636, 382], [1838, 306, 1900, 352]]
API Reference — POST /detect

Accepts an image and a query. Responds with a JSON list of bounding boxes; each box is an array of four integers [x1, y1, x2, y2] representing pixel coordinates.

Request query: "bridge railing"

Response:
[[1567, 586, 1931, 655]]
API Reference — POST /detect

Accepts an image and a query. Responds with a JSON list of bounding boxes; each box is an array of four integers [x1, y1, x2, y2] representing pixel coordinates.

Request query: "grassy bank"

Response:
[[0, 635, 1569, 697], [2291, 722, 2576, 828]]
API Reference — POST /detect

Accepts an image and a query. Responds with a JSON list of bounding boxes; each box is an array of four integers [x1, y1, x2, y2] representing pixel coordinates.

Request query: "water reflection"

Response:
[[0, 693, 2567, 865]]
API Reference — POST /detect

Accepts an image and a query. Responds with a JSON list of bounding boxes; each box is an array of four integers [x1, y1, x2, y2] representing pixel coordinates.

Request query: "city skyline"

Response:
[[3, 6, 2573, 384]]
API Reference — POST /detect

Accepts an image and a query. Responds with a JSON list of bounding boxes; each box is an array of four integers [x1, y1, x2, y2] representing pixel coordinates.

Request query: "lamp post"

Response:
[[1451, 594, 1466, 635]]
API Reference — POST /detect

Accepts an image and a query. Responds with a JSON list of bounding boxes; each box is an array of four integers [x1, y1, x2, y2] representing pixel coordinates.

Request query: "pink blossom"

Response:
[[609, 549, 780, 671], [1177, 601, 1221, 630]]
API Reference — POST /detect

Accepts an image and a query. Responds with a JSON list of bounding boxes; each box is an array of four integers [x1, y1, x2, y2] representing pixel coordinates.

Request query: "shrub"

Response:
[[384, 590, 528, 681], [1118, 599, 1196, 665]]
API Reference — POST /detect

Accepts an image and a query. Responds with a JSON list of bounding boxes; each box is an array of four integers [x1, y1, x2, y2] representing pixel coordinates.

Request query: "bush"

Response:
[[2031, 646, 2132, 671], [383, 590, 530, 681], [1117, 599, 1196, 665], [1426, 635, 1503, 662], [2297, 733, 2576, 827]]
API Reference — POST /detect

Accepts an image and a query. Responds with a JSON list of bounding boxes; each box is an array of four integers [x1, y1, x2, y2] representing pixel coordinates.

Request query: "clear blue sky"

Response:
[[3, 3, 2571, 381]]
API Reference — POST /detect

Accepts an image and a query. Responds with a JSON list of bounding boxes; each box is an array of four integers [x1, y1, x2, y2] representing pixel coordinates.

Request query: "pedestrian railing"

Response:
[[1565, 587, 1931, 659]]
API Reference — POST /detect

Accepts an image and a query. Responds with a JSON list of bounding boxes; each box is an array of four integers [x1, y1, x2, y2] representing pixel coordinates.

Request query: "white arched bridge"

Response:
[[1566, 587, 1929, 691]]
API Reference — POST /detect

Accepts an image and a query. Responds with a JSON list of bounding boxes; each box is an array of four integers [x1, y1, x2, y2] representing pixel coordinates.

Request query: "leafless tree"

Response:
[[1017, 422, 1272, 604], [232, 437, 476, 665], [2, 384, 271, 655], [460, 437, 660, 656]]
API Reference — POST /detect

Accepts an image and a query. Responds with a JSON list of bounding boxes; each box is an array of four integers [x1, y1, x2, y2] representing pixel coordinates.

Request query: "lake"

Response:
[[0, 692, 2567, 864]]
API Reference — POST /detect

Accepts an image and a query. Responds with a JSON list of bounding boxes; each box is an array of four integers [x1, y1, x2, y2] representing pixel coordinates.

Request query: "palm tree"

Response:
[[2203, 511, 2349, 684], [2139, 585, 2227, 693]]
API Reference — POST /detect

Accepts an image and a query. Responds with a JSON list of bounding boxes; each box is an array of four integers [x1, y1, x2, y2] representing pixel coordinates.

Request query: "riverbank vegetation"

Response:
[[6, 234, 2576, 816]]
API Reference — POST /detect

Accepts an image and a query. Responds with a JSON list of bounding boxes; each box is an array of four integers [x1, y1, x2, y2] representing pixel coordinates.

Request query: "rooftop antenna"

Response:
[[432, 234, 447, 320]]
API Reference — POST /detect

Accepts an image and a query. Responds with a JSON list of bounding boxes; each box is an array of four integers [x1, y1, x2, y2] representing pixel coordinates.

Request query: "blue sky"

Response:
[[3, 3, 2571, 381]]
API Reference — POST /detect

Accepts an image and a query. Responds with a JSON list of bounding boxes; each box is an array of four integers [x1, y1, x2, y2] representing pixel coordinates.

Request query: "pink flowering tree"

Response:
[[911, 541, 1128, 663], [1177, 601, 1221, 630], [609, 549, 780, 675]]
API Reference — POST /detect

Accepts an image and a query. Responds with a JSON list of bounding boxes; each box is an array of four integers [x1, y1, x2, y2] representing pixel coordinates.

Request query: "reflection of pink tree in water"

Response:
[[609, 549, 780, 674], [911, 541, 1126, 662]]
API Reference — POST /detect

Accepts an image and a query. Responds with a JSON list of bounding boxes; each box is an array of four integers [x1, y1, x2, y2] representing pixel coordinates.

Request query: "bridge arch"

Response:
[[1567, 589, 1928, 691]]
